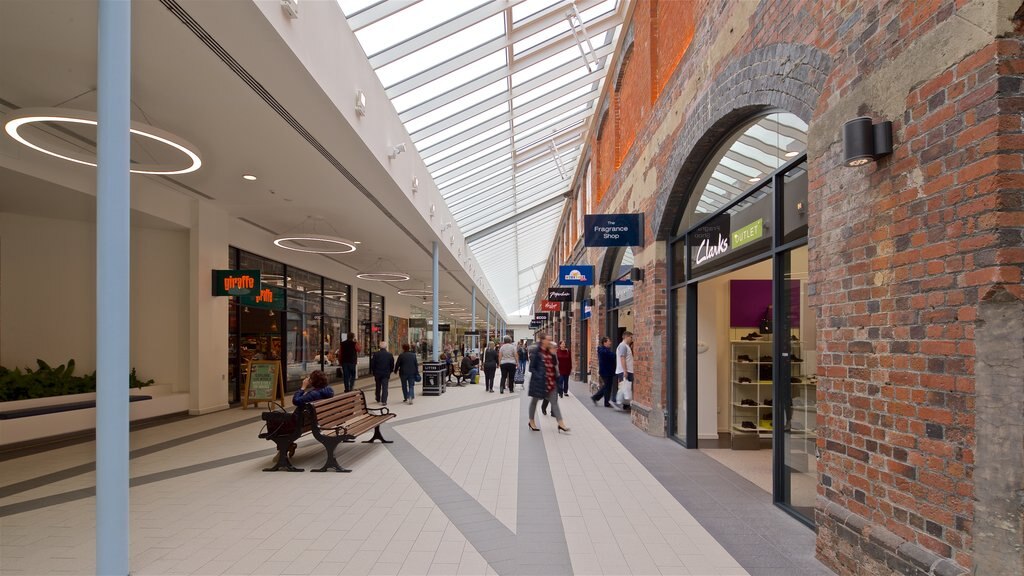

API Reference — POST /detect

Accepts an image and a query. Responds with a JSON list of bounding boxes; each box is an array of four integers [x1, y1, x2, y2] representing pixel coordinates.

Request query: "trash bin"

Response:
[[422, 361, 446, 396]]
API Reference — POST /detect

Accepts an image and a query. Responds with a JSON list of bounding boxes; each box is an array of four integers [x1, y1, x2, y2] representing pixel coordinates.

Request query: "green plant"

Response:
[[0, 359, 152, 402]]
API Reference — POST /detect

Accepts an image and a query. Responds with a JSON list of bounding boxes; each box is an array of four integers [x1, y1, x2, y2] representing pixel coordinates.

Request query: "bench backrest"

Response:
[[309, 390, 368, 430]]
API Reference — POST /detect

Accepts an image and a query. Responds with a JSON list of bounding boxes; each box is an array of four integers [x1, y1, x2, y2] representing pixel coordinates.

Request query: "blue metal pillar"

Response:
[[432, 241, 439, 362], [96, 0, 131, 573]]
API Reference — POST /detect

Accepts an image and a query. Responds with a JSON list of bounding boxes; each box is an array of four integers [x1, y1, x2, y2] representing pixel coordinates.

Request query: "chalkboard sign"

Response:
[[243, 360, 284, 409]]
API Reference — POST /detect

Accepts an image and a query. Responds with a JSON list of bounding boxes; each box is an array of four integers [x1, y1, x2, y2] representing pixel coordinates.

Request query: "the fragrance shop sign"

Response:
[[583, 214, 643, 247]]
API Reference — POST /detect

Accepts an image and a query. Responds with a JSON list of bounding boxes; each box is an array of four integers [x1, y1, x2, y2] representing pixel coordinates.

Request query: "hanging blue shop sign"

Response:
[[559, 264, 595, 286], [582, 300, 592, 320], [583, 214, 643, 247]]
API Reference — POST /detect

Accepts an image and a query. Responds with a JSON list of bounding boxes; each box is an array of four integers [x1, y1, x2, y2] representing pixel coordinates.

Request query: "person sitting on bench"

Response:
[[459, 354, 479, 385], [292, 370, 333, 405]]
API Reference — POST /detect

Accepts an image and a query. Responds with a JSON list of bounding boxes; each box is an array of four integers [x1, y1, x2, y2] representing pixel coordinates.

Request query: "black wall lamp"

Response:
[[630, 267, 644, 283], [842, 117, 893, 167]]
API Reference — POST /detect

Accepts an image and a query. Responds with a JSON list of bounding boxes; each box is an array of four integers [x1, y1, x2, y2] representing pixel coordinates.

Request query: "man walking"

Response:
[[590, 336, 617, 407], [370, 341, 395, 405], [338, 333, 358, 392], [612, 331, 634, 410]]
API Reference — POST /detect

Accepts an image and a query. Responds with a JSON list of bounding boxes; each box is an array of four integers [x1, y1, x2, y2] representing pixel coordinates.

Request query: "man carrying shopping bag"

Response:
[[612, 331, 633, 410]]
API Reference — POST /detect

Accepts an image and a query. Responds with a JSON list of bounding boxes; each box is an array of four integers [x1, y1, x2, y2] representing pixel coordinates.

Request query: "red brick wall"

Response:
[[652, 0, 697, 95], [537, 0, 1024, 573], [595, 110, 615, 202]]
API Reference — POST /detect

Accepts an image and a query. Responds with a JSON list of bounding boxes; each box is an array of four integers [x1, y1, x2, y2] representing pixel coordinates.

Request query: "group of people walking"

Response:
[[299, 331, 635, 436]]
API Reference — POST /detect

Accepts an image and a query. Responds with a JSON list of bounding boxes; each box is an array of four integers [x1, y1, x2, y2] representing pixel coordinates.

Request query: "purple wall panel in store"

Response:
[[729, 280, 801, 328]]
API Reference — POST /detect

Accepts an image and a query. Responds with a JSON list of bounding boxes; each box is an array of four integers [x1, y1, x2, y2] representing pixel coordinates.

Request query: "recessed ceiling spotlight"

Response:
[[784, 151, 799, 158], [243, 174, 257, 181], [353, 241, 361, 244], [748, 176, 761, 183]]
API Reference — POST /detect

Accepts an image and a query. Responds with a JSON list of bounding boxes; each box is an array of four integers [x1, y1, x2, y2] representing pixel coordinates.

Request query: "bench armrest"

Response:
[[367, 406, 390, 416]]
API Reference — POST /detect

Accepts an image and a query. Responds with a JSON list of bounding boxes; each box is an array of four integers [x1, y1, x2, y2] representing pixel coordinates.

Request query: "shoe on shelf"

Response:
[[759, 355, 772, 363], [741, 421, 756, 429], [738, 377, 752, 383], [791, 377, 803, 383], [740, 398, 758, 406], [737, 355, 753, 363], [791, 355, 803, 362], [763, 399, 773, 406]]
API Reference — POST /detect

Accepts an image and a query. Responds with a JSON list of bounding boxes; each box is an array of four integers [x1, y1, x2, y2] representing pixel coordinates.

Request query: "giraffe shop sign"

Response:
[[212, 269, 260, 296]]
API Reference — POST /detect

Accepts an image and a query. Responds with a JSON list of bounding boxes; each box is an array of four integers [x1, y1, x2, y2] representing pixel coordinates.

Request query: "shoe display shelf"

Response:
[[730, 329, 808, 446]]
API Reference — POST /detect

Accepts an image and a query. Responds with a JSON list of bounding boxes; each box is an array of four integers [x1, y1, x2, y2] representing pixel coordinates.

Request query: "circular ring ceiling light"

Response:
[[440, 307, 464, 311], [357, 272, 411, 282], [274, 236, 357, 254], [398, 289, 433, 297], [4, 108, 202, 175]]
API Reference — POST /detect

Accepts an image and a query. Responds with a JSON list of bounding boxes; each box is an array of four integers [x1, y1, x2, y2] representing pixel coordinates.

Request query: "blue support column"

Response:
[[96, 0, 131, 573], [432, 241, 439, 362]]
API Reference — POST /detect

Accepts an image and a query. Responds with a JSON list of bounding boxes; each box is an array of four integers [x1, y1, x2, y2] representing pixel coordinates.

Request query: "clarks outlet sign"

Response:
[[694, 219, 764, 266]]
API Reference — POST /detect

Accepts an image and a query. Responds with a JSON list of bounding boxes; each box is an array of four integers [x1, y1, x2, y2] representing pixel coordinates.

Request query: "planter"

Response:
[[0, 383, 188, 446]]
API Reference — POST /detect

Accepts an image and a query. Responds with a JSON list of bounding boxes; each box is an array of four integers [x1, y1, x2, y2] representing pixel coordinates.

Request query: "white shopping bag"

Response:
[[619, 378, 633, 402]]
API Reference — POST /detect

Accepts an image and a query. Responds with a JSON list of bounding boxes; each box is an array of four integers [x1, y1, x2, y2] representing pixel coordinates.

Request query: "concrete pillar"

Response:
[[188, 201, 229, 415]]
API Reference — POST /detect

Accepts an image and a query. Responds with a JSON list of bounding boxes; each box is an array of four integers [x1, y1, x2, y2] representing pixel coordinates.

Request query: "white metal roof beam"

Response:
[[386, 8, 621, 98], [367, 0, 529, 68], [346, 0, 424, 31]]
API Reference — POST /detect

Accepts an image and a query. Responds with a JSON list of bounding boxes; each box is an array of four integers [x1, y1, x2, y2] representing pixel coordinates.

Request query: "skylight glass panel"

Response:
[[579, 0, 617, 23], [336, 0, 378, 17], [433, 138, 511, 178], [512, 0, 561, 22], [374, 14, 505, 87], [391, 50, 507, 113], [355, 0, 490, 56], [511, 45, 587, 86], [515, 85, 593, 123], [730, 141, 784, 170], [403, 78, 507, 134], [436, 150, 513, 187], [511, 66, 589, 108], [719, 156, 761, 179], [512, 19, 571, 55], [422, 121, 510, 165], [515, 105, 588, 139], [413, 102, 507, 146]]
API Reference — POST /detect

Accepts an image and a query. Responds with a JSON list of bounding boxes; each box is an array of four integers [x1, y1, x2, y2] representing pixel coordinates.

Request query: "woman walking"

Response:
[[395, 343, 419, 404], [556, 341, 572, 398], [527, 332, 569, 433], [483, 340, 499, 392]]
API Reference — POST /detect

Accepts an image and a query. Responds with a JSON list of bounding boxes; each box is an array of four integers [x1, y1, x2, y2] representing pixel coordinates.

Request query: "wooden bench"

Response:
[[259, 390, 396, 473]]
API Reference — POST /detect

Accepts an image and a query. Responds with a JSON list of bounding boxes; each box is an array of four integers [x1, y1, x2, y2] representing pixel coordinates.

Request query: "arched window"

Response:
[[676, 112, 808, 235]]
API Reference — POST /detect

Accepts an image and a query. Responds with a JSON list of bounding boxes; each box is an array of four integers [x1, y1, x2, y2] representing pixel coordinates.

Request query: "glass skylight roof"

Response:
[[341, 0, 626, 316]]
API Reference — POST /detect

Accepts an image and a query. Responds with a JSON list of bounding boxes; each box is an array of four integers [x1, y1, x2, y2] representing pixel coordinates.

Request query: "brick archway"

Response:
[[652, 43, 832, 240]]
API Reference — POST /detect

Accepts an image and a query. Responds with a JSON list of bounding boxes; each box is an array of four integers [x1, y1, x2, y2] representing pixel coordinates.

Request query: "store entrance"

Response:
[[695, 258, 775, 493]]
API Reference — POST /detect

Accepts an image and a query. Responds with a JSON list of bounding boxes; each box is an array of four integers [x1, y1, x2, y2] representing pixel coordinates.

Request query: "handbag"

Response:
[[414, 373, 422, 382]]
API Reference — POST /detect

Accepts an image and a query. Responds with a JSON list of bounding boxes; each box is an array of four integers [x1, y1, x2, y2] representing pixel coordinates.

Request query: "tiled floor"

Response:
[[0, 376, 832, 575]]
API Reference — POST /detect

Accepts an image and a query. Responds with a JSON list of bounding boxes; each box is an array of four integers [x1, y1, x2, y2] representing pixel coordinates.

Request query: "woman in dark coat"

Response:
[[527, 332, 569, 433], [482, 340, 499, 392]]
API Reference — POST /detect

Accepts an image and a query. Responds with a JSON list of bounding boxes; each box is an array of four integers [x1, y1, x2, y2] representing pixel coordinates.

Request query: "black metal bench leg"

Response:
[[311, 437, 351, 472], [362, 425, 393, 444], [263, 439, 304, 472]]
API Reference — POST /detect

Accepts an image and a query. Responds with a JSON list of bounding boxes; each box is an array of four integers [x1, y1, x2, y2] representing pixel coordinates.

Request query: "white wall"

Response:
[[0, 212, 188, 389]]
